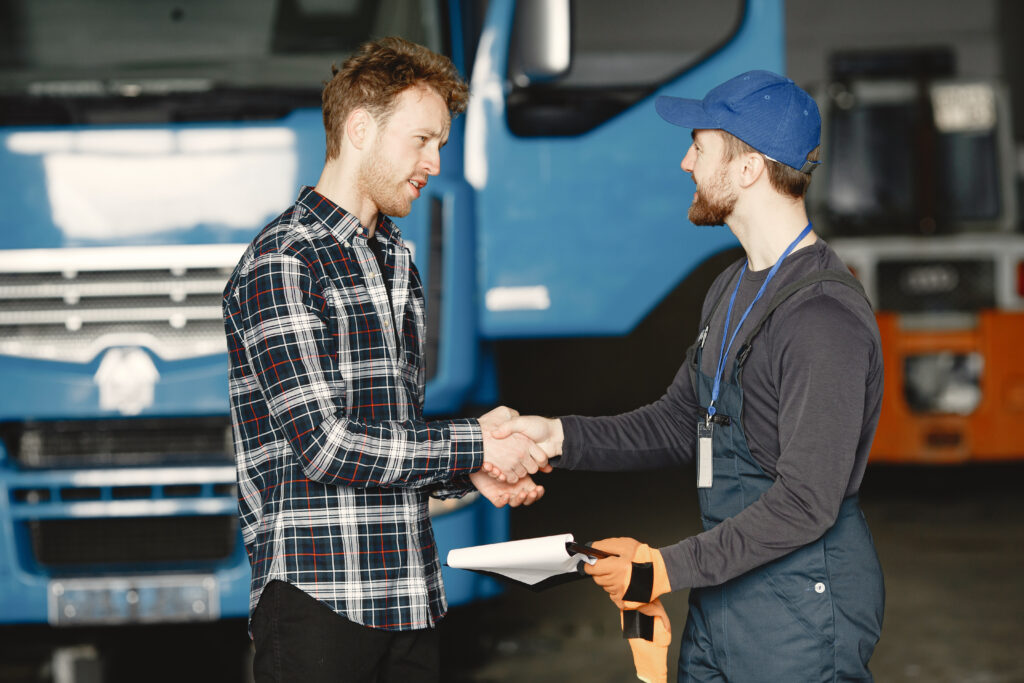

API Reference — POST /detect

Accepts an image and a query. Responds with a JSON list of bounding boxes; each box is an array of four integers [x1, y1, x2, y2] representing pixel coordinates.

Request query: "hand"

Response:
[[491, 415, 563, 467], [584, 537, 670, 609], [477, 405, 519, 432], [584, 537, 641, 608], [478, 406, 550, 483], [470, 470, 545, 508], [481, 431, 545, 484]]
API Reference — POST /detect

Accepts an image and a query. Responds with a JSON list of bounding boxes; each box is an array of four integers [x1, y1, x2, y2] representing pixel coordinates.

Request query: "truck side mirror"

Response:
[[511, 0, 571, 86]]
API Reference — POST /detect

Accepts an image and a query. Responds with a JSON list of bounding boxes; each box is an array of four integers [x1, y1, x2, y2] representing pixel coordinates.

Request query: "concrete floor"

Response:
[[2, 463, 1018, 682], [440, 463, 1024, 682]]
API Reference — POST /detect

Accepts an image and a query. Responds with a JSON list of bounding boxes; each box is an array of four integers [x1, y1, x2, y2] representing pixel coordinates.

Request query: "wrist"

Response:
[[550, 417, 565, 456]]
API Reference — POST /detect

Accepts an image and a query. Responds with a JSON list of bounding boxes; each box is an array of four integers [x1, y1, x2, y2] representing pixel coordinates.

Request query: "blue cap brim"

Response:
[[655, 95, 719, 130]]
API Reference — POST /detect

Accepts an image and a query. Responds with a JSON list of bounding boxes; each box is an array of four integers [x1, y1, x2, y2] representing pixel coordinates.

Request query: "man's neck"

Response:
[[727, 197, 816, 271], [314, 161, 379, 236]]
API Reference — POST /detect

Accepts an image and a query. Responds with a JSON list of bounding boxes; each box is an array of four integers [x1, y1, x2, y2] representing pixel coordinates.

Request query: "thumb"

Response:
[[491, 417, 520, 439]]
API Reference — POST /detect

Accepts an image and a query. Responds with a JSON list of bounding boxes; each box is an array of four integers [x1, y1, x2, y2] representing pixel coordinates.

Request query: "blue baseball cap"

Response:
[[655, 70, 821, 173]]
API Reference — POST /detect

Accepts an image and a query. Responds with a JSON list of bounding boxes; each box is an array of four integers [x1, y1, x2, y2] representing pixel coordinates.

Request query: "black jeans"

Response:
[[251, 580, 440, 683]]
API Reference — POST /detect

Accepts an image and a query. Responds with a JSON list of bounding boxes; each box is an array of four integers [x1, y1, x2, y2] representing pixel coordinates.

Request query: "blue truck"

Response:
[[0, 0, 780, 673]]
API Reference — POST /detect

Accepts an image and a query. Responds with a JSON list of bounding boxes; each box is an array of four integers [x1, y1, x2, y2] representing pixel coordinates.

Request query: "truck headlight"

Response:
[[904, 352, 983, 415]]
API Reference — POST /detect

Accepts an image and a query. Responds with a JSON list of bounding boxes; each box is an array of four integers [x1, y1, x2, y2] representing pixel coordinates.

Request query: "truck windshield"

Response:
[[0, 0, 443, 123], [819, 79, 1011, 237]]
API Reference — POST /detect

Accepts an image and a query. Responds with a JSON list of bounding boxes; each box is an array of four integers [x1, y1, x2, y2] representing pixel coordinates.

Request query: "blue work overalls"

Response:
[[678, 271, 885, 682]]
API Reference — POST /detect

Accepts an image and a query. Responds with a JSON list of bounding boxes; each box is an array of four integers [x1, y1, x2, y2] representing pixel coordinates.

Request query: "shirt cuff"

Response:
[[658, 538, 700, 592], [552, 415, 585, 469], [446, 418, 485, 476]]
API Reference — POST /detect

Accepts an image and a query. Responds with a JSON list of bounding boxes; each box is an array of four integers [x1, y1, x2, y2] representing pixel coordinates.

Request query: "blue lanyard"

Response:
[[707, 223, 814, 420]]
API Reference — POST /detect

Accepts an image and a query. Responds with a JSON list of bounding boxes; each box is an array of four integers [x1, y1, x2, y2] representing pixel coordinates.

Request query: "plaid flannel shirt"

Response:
[[223, 187, 484, 631]]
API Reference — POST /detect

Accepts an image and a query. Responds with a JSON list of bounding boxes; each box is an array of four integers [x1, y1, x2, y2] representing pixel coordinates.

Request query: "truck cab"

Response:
[[0, 0, 781, 676]]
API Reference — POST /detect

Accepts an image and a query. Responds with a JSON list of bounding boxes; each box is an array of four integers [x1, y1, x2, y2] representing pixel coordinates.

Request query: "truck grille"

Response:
[[1, 417, 233, 469], [0, 244, 245, 362], [876, 259, 995, 312], [29, 516, 238, 568]]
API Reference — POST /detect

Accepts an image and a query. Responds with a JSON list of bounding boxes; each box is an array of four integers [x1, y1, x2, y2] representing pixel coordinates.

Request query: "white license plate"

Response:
[[48, 575, 219, 626]]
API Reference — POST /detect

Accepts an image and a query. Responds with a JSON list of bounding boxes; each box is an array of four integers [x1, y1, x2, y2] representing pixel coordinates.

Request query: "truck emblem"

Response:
[[94, 347, 160, 416], [900, 264, 960, 296]]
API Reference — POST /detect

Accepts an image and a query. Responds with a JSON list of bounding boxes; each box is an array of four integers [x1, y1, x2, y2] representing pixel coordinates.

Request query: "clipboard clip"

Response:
[[565, 541, 618, 559]]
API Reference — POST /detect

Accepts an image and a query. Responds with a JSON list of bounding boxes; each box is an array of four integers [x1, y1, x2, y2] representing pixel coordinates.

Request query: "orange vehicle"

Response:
[[812, 49, 1024, 463]]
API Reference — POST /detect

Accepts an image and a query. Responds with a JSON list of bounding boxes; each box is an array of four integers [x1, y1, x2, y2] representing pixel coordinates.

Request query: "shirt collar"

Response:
[[295, 186, 403, 246]]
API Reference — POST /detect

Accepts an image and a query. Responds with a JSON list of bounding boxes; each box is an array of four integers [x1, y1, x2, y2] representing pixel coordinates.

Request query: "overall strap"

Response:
[[691, 261, 746, 366], [733, 270, 868, 370], [687, 261, 746, 398]]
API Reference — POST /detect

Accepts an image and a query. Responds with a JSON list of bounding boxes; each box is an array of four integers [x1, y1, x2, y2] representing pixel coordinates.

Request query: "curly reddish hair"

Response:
[[322, 36, 469, 160]]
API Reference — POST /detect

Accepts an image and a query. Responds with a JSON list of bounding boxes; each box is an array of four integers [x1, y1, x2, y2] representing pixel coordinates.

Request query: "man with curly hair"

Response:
[[223, 37, 547, 682]]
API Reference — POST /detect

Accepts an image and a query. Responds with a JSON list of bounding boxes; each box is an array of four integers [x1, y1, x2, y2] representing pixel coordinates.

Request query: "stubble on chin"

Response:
[[687, 170, 737, 227], [357, 149, 412, 219]]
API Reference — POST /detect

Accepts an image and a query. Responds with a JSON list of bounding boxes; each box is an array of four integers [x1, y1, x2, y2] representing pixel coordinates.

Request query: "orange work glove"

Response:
[[620, 599, 672, 683], [584, 537, 672, 609]]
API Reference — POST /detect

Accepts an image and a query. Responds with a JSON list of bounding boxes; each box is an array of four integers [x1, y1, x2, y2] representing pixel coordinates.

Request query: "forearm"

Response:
[[558, 364, 698, 471], [291, 413, 483, 488]]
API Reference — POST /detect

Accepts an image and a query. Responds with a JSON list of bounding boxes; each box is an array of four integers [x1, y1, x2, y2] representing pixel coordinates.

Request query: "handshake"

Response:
[[467, 406, 562, 509]]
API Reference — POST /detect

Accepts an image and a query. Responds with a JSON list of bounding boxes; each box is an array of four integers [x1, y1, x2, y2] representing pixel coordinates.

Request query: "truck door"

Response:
[[466, 0, 783, 341]]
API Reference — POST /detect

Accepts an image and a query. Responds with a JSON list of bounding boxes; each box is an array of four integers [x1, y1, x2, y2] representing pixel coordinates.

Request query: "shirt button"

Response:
[[356, 227, 364, 235], [383, 320, 390, 327], [814, 582, 826, 594]]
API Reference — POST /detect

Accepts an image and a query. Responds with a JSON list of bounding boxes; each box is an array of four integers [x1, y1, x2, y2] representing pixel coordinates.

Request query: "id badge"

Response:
[[697, 421, 713, 488]]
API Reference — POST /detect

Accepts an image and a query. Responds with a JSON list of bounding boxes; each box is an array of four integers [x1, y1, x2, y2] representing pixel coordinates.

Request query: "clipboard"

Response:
[[446, 534, 618, 591]]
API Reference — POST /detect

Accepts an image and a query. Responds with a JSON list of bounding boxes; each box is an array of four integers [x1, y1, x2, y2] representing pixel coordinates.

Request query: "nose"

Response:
[[424, 145, 441, 177], [681, 144, 696, 173]]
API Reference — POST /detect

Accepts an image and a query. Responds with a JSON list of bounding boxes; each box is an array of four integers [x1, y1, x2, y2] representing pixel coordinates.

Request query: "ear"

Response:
[[736, 152, 767, 189], [345, 108, 375, 151]]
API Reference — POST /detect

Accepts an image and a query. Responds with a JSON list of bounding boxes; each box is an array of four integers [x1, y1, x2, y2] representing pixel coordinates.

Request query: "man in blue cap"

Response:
[[493, 70, 886, 682]]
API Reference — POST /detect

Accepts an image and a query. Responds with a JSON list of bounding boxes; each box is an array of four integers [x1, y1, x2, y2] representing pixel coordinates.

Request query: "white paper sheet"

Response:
[[446, 533, 595, 585]]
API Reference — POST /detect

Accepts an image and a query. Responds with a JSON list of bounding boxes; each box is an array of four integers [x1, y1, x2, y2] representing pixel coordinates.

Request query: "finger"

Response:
[[513, 460, 528, 479], [521, 454, 539, 475], [503, 469, 519, 484], [527, 444, 549, 471], [587, 563, 617, 579], [491, 416, 523, 439]]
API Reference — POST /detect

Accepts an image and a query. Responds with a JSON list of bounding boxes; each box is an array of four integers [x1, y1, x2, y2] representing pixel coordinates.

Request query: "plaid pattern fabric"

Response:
[[223, 187, 483, 631]]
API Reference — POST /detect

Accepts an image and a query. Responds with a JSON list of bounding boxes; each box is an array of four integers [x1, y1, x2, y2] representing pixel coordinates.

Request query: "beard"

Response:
[[688, 168, 737, 226], [357, 142, 412, 219]]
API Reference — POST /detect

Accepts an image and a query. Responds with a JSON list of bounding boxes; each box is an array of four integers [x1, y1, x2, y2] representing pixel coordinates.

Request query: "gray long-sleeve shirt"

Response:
[[557, 239, 883, 591]]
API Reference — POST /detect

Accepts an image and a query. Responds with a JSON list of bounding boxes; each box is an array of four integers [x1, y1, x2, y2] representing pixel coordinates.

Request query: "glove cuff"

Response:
[[623, 545, 671, 606], [622, 562, 654, 604], [649, 547, 671, 599], [621, 609, 655, 641]]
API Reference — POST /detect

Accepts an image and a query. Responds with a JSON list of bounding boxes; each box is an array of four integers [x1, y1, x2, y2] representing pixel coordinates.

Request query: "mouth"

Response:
[[408, 178, 426, 198]]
